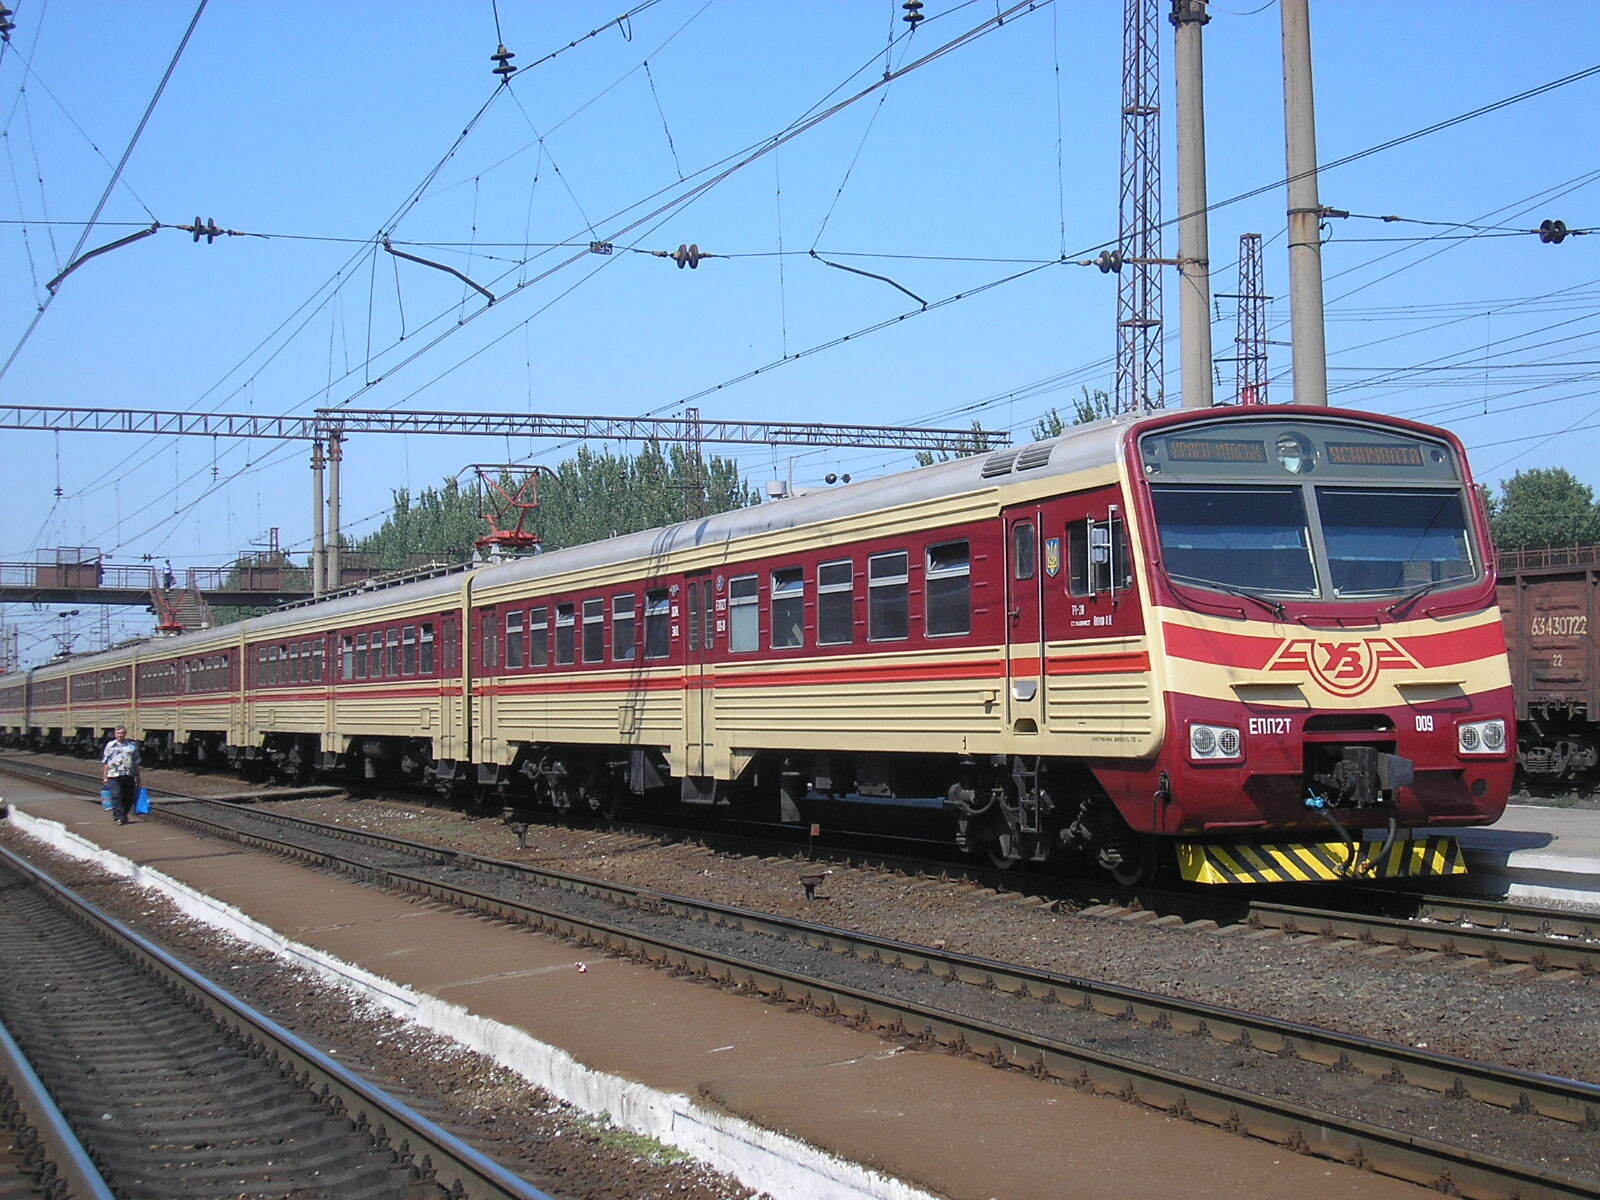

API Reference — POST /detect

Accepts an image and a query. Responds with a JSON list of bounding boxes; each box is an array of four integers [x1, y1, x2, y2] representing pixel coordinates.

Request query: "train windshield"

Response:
[[1140, 419, 1482, 606], [1150, 486, 1317, 596], [1319, 488, 1475, 596]]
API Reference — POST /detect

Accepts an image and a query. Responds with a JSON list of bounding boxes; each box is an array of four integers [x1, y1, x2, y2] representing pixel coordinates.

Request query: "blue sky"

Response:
[[2, 1, 1597, 663]]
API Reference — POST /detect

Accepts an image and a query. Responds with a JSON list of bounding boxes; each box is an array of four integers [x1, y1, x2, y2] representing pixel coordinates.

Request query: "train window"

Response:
[[292, 644, 303, 685], [555, 603, 576, 665], [583, 598, 606, 663], [505, 610, 525, 670], [356, 633, 369, 680], [926, 541, 971, 637], [313, 640, 325, 682], [368, 634, 383, 679], [728, 575, 759, 653], [341, 636, 355, 681], [771, 567, 804, 649], [1012, 523, 1036, 580], [386, 629, 402, 678], [1317, 488, 1475, 597], [868, 551, 909, 641], [420, 624, 435, 674], [529, 606, 548, 667], [1067, 517, 1133, 597], [613, 595, 637, 661], [687, 583, 700, 652], [644, 589, 671, 659], [701, 580, 715, 651], [1149, 486, 1313, 597], [444, 617, 459, 673], [481, 612, 498, 671], [818, 560, 854, 646], [403, 627, 418, 676]]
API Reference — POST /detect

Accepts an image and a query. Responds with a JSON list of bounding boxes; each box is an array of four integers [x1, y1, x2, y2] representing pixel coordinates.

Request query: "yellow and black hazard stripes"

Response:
[[1176, 835, 1466, 884]]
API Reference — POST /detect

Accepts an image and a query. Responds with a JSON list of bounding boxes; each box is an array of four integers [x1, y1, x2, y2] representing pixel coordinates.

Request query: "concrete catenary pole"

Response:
[[1172, 0, 1213, 409], [310, 439, 325, 596], [1281, 0, 1328, 406], [326, 430, 342, 591]]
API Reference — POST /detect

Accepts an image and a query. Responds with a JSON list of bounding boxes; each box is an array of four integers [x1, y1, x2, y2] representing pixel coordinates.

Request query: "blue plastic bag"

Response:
[[134, 787, 151, 816], [101, 785, 114, 811]]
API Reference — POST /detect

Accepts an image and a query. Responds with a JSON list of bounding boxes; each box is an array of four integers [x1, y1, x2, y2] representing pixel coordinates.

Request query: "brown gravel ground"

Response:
[[9, 750, 1599, 1080], [245, 793, 1600, 1084], [0, 825, 761, 1200]]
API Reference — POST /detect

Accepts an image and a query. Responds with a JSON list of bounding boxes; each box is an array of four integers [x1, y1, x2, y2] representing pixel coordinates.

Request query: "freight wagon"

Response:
[[1497, 544, 1600, 781]]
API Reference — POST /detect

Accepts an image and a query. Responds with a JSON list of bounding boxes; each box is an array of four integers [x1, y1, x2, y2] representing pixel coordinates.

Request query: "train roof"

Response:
[[8, 404, 1446, 681]]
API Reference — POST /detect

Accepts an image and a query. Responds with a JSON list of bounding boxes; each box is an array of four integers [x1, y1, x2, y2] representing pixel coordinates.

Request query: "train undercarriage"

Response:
[[1517, 704, 1599, 784]]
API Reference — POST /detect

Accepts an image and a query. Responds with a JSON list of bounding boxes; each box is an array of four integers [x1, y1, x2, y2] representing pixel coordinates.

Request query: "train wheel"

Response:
[[1100, 833, 1158, 886]]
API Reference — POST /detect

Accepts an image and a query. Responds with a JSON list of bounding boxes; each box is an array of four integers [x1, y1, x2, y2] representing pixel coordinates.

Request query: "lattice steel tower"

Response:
[[1233, 232, 1268, 404], [1115, 0, 1165, 413]]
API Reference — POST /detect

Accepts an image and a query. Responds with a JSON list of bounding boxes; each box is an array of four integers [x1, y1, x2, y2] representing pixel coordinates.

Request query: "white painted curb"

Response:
[[6, 806, 941, 1200]]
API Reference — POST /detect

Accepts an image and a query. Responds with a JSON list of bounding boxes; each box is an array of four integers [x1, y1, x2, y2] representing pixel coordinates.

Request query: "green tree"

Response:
[[1032, 387, 1115, 440], [913, 419, 993, 467], [1489, 468, 1600, 550], [352, 443, 759, 570]]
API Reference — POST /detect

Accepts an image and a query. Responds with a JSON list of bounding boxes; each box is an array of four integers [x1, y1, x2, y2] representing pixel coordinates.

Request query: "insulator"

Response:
[[671, 243, 703, 269], [191, 215, 204, 243], [1095, 249, 1124, 274], [902, 0, 924, 27], [491, 44, 516, 78], [0, 6, 14, 38], [1539, 218, 1569, 245]]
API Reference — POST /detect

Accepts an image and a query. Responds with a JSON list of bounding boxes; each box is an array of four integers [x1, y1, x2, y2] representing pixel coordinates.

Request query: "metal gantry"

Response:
[[0, 404, 1011, 452], [0, 402, 1012, 596], [1233, 232, 1269, 404], [1115, 0, 1165, 413]]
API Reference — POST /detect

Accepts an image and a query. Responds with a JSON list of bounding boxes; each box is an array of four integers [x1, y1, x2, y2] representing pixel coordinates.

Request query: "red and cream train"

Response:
[[0, 406, 1514, 884]]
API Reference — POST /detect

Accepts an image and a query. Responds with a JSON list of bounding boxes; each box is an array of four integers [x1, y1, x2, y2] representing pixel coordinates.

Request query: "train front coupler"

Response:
[[1305, 746, 1413, 876]]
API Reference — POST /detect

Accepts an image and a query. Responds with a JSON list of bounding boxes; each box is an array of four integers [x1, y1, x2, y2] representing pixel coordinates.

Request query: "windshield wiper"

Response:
[[1384, 579, 1440, 620], [1174, 577, 1287, 621]]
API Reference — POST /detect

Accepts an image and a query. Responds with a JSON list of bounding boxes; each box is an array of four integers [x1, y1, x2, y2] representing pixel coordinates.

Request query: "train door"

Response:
[[1003, 508, 1046, 735], [683, 574, 715, 783]]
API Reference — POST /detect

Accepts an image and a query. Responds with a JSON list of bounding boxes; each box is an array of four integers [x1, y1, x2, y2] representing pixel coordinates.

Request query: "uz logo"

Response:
[[1319, 642, 1364, 680], [1267, 637, 1419, 697]]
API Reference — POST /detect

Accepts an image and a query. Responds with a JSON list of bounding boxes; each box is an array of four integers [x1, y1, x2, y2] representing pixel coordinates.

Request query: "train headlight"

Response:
[[1457, 719, 1505, 756], [1189, 723, 1242, 762]]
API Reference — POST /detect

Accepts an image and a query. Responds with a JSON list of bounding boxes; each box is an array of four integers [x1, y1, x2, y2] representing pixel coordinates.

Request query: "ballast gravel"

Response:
[[0, 825, 761, 1200], [258, 794, 1600, 1088]]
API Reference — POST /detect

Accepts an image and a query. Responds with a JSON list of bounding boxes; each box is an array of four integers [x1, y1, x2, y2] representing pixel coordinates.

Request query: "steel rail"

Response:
[[1243, 897, 1600, 974], [0, 1011, 117, 1200], [128, 796, 1600, 1200], [0, 843, 558, 1200], [1, 752, 1594, 973]]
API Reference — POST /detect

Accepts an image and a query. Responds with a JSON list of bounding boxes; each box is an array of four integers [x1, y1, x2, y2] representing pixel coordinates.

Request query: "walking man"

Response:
[[102, 725, 141, 826]]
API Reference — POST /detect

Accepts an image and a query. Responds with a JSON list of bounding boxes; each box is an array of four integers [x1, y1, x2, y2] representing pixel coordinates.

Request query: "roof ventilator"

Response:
[[1014, 443, 1055, 471], [980, 450, 1020, 478]]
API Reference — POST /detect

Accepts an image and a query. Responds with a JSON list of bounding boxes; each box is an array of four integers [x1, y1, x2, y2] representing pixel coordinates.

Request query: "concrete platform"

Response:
[[1453, 804, 1600, 905], [0, 781, 1427, 1200]]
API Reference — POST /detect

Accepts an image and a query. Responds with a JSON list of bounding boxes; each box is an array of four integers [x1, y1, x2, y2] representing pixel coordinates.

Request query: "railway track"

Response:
[[0, 842, 555, 1200], [0, 1006, 115, 1200], [3, 749, 1597, 978], [8, 769, 1599, 1199]]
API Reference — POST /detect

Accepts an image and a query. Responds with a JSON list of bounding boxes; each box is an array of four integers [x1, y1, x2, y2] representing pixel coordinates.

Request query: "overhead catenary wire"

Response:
[[0, 0, 208, 382]]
